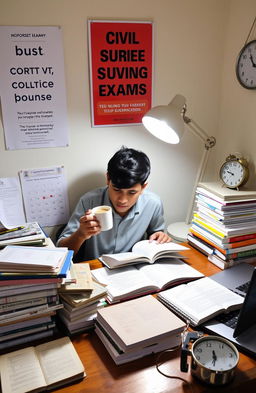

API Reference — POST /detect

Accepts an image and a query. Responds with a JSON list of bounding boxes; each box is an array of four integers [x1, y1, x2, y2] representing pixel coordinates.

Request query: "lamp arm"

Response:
[[182, 105, 216, 150], [184, 119, 216, 150], [183, 120, 216, 225]]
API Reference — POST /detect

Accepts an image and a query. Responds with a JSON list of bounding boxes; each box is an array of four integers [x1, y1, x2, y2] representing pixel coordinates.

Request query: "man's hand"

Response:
[[149, 231, 172, 244], [78, 209, 101, 240]]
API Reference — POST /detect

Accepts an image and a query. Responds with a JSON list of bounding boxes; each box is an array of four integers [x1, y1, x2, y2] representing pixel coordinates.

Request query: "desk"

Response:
[[55, 244, 256, 393]]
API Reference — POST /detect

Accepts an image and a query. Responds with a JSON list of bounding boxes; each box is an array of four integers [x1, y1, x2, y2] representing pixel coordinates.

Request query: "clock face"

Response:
[[236, 39, 256, 89], [220, 160, 247, 188], [192, 337, 238, 371]]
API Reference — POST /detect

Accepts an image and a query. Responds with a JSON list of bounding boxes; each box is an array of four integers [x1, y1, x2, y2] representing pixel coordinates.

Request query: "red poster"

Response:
[[88, 20, 153, 127]]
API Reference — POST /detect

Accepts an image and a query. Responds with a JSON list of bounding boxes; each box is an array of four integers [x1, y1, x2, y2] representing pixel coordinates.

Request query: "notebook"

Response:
[[202, 263, 256, 357]]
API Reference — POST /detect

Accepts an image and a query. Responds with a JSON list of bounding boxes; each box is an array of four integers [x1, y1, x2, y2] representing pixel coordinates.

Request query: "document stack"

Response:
[[58, 263, 107, 335], [0, 222, 47, 248], [95, 295, 185, 365], [0, 245, 73, 351], [188, 181, 256, 269]]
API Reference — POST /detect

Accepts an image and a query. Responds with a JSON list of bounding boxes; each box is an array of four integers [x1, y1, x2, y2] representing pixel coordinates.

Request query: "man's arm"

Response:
[[58, 210, 101, 255]]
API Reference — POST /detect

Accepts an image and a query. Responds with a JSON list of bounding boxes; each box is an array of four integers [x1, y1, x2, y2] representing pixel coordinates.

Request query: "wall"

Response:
[[0, 0, 229, 238], [216, 0, 256, 189]]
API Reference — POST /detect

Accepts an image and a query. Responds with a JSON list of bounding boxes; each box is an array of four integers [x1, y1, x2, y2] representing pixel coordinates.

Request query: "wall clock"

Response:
[[236, 17, 256, 89], [236, 39, 256, 89]]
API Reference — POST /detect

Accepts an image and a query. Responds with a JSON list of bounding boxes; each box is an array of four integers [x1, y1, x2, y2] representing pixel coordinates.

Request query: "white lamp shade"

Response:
[[142, 94, 186, 144]]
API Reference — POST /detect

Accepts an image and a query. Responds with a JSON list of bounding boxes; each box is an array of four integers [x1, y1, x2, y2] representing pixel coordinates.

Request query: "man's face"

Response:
[[107, 179, 147, 217]]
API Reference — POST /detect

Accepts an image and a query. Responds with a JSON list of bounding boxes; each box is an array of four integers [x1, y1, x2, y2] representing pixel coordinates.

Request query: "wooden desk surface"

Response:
[[55, 245, 256, 393]]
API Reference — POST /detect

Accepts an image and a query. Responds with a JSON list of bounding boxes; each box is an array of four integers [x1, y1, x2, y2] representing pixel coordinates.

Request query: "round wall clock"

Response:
[[236, 39, 256, 89]]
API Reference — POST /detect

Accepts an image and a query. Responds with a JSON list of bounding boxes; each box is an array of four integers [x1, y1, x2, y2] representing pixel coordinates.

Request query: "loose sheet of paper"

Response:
[[19, 166, 70, 227], [0, 177, 26, 229]]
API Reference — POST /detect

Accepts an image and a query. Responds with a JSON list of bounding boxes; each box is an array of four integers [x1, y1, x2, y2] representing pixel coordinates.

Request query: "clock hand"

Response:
[[227, 171, 234, 176], [212, 350, 217, 366], [250, 54, 256, 68]]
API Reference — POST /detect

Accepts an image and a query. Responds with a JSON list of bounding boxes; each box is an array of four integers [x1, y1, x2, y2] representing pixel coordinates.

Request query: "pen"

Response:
[[0, 226, 25, 235]]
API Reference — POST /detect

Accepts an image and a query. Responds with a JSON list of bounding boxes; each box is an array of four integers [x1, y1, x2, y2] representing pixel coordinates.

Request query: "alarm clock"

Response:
[[181, 332, 239, 386], [219, 154, 249, 189]]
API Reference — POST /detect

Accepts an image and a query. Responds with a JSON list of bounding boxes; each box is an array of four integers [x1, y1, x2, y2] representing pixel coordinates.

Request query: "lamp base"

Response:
[[167, 221, 190, 243]]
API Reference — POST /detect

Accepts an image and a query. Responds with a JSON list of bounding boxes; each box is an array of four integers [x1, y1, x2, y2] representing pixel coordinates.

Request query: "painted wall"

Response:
[[216, 0, 256, 190], [0, 0, 230, 239]]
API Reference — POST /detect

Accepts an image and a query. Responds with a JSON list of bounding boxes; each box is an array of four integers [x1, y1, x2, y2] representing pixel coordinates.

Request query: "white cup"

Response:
[[92, 205, 113, 231]]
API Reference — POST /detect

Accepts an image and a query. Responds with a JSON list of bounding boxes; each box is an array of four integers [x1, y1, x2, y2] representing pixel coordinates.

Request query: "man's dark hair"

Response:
[[107, 147, 151, 188]]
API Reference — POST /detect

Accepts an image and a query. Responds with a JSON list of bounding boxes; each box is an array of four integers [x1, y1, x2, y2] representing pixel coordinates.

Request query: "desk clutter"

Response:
[[188, 181, 256, 269], [0, 229, 255, 393]]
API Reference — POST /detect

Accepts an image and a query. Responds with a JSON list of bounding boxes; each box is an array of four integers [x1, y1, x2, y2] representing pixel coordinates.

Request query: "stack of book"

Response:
[[58, 263, 107, 335], [95, 295, 185, 365], [188, 181, 256, 269], [0, 245, 73, 350], [0, 221, 48, 248]]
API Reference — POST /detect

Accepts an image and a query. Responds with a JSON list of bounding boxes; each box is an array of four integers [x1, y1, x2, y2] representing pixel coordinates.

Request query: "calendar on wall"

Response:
[[19, 166, 70, 227]]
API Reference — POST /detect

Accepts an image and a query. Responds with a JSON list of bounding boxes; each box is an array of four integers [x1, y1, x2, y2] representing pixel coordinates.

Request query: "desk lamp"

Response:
[[142, 94, 216, 242]]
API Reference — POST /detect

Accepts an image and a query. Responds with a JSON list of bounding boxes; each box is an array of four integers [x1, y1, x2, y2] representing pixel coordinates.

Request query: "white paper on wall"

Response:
[[0, 177, 26, 229], [19, 166, 70, 227], [0, 25, 69, 150]]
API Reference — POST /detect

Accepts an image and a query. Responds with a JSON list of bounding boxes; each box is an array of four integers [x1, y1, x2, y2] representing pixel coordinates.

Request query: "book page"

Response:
[[36, 337, 84, 386], [0, 347, 46, 393], [100, 252, 145, 263], [137, 260, 204, 289], [132, 240, 188, 260], [92, 266, 156, 298], [158, 277, 243, 325]]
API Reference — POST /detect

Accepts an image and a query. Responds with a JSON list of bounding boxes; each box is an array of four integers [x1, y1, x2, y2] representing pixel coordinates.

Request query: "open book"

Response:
[[0, 336, 85, 393], [92, 259, 204, 304], [100, 240, 189, 269], [158, 277, 244, 326]]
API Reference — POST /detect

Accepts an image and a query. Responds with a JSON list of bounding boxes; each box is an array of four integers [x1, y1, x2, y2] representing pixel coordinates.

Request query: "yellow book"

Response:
[[193, 215, 225, 238]]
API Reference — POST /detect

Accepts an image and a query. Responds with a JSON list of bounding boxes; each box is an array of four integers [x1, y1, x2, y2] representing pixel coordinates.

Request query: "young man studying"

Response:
[[57, 147, 171, 261]]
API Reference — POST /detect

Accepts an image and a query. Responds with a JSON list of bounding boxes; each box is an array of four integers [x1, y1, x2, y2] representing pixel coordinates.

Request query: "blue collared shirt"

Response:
[[57, 186, 165, 261]]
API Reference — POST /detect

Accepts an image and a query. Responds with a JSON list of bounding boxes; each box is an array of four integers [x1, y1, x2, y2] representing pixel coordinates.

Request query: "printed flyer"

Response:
[[0, 26, 69, 150]]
